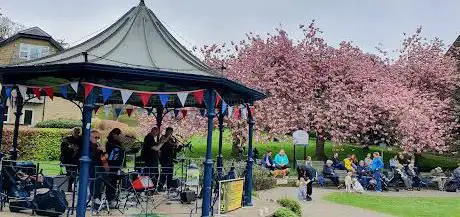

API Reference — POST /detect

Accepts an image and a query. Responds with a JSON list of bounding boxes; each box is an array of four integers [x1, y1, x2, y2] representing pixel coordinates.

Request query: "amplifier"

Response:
[[180, 191, 196, 204]]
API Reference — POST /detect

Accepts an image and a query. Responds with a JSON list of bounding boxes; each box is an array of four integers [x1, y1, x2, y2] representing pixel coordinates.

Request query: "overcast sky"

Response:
[[2, 0, 460, 55]]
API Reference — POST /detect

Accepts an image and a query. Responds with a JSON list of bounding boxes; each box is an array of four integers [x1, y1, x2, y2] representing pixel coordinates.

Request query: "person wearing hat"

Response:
[[322, 160, 341, 188]]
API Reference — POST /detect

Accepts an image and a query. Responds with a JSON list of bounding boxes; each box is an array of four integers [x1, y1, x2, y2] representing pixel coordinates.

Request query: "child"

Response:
[[297, 177, 311, 201]]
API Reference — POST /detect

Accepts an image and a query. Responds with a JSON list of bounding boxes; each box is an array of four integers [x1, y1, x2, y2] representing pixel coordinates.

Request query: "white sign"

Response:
[[293, 130, 309, 145]]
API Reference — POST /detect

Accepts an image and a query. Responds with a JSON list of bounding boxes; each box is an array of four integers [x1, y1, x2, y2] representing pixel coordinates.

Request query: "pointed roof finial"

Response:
[[139, 0, 145, 6]]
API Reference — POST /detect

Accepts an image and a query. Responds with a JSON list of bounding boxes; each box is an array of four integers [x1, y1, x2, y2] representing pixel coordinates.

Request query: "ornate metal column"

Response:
[[201, 89, 215, 217]]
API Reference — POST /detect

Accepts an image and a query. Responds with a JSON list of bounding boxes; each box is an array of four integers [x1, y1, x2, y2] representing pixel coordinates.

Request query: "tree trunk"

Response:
[[315, 133, 326, 161]]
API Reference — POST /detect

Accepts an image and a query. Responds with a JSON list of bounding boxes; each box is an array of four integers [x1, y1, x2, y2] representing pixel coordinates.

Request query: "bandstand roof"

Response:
[[0, 0, 265, 108]]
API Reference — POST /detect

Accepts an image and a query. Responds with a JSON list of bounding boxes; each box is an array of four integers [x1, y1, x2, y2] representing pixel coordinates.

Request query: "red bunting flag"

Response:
[[215, 94, 221, 107], [138, 92, 152, 107], [181, 110, 187, 119], [126, 108, 133, 117], [250, 106, 255, 117], [192, 90, 204, 105], [233, 107, 240, 119], [32, 88, 41, 99], [94, 105, 100, 114], [44, 87, 54, 100], [84, 83, 94, 99]]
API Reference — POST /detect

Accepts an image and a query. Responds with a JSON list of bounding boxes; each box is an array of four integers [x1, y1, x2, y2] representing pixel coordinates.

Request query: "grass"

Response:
[[324, 192, 460, 217]]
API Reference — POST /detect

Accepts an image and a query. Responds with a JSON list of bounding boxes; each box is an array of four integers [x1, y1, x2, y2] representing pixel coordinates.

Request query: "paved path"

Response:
[[257, 187, 460, 217], [1, 188, 459, 216]]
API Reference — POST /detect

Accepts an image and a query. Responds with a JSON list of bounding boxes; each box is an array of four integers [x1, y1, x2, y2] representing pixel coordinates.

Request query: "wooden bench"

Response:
[[296, 160, 347, 185]]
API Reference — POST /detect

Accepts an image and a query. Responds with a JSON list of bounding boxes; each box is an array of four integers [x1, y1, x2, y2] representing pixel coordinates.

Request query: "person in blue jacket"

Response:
[[371, 152, 384, 192], [274, 149, 289, 169]]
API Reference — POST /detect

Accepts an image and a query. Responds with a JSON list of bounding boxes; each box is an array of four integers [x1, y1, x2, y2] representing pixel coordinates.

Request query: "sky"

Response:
[[2, 0, 460, 56]]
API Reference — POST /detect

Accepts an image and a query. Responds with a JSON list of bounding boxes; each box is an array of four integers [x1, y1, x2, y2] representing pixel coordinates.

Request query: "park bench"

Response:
[[296, 160, 347, 185]]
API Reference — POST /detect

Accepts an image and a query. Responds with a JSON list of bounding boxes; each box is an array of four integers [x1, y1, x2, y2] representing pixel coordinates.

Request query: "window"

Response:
[[3, 106, 8, 123], [23, 110, 33, 126], [19, 43, 50, 60]]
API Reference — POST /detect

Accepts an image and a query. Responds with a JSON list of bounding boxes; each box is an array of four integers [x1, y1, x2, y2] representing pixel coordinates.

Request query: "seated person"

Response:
[[389, 155, 398, 169], [262, 150, 275, 170], [274, 149, 289, 170], [330, 153, 345, 170], [322, 160, 341, 188], [343, 154, 356, 172], [430, 167, 447, 191], [356, 160, 371, 188], [305, 156, 313, 167], [364, 153, 373, 167], [451, 162, 460, 184]]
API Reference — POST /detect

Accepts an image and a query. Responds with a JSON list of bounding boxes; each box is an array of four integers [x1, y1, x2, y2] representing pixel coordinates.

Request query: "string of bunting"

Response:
[[2, 82, 255, 120]]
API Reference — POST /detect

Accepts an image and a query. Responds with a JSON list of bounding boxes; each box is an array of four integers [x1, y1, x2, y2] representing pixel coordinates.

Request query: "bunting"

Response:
[[249, 106, 255, 117], [70, 82, 79, 93], [159, 94, 169, 107], [32, 88, 41, 99], [84, 83, 94, 99], [177, 92, 188, 107], [199, 108, 206, 117], [233, 107, 240, 119], [102, 88, 113, 103], [60, 86, 68, 99], [181, 110, 187, 118], [5, 87, 12, 98], [120, 90, 133, 104], [94, 105, 100, 114], [17, 85, 28, 99], [174, 109, 180, 118], [221, 101, 228, 114], [139, 92, 152, 107], [192, 90, 204, 105], [114, 107, 123, 118], [215, 94, 221, 106], [126, 108, 134, 117], [241, 106, 248, 120], [44, 87, 54, 100], [227, 106, 233, 118], [104, 105, 111, 118]]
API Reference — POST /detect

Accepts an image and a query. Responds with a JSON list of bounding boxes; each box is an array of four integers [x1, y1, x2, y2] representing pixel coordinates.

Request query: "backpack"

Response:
[[33, 189, 68, 217], [445, 181, 458, 193]]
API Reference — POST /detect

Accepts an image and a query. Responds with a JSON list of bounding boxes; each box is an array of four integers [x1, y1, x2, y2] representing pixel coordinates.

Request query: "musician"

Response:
[[88, 129, 105, 207], [142, 127, 168, 180], [104, 128, 125, 207], [157, 127, 182, 192], [60, 127, 81, 192]]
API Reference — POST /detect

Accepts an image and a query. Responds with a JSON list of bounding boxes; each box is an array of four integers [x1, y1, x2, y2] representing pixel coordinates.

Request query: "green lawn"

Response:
[[324, 192, 460, 217]]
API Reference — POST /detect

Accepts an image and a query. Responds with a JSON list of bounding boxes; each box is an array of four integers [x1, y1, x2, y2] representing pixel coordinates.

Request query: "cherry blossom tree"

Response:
[[138, 22, 459, 157]]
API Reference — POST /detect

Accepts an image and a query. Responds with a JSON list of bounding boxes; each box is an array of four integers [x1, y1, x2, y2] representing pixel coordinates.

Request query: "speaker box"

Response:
[[180, 191, 196, 204]]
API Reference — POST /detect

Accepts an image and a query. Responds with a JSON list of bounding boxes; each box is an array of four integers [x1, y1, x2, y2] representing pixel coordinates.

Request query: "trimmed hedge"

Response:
[[1, 126, 70, 160], [35, 119, 81, 129], [274, 207, 298, 217], [278, 198, 302, 216]]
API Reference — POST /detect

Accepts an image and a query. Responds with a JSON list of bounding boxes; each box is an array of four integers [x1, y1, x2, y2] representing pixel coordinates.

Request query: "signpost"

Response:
[[292, 130, 309, 168], [218, 178, 245, 215]]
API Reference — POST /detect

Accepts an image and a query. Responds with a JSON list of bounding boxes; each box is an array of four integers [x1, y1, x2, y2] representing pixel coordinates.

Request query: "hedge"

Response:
[[278, 198, 302, 216], [1, 126, 70, 160], [273, 207, 298, 217], [35, 119, 81, 129]]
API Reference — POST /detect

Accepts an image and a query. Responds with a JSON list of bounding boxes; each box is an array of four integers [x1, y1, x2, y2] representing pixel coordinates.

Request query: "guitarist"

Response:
[[104, 128, 125, 208]]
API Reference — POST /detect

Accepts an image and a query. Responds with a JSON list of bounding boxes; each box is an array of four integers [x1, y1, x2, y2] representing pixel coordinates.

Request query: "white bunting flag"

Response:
[[104, 105, 111, 118], [17, 85, 28, 98], [120, 89, 133, 104], [241, 106, 248, 120], [177, 92, 188, 107], [70, 82, 79, 93], [227, 106, 233, 118]]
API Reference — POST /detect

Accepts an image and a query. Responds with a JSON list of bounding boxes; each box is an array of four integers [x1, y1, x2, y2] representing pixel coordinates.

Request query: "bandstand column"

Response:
[[217, 112, 224, 179], [76, 91, 95, 217], [201, 89, 215, 217], [11, 89, 23, 161], [244, 103, 255, 206]]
